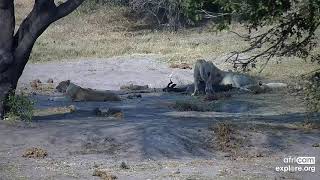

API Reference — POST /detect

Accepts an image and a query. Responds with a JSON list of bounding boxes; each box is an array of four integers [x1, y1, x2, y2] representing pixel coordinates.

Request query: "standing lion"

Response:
[[192, 59, 223, 95]]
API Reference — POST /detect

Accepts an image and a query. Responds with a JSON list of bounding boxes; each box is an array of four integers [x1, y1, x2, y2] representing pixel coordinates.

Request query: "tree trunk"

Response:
[[0, 0, 15, 119], [0, 0, 85, 119]]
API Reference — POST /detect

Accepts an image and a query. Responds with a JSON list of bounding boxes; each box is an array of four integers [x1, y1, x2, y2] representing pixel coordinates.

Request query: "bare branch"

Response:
[[229, 31, 250, 41]]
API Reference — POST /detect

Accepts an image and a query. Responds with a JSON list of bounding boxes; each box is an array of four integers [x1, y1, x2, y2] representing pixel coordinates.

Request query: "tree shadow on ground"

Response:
[[20, 92, 320, 159]]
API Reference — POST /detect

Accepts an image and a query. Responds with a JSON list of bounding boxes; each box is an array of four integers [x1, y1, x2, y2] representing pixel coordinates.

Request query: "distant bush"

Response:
[[78, 0, 129, 12], [86, 0, 129, 6], [129, 0, 206, 30], [305, 72, 320, 113], [78, 0, 219, 30], [4, 93, 34, 122]]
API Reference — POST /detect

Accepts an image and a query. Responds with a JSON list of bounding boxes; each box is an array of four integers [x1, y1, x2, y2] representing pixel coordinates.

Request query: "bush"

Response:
[[84, 0, 129, 6], [305, 72, 320, 113], [214, 122, 232, 149], [4, 93, 35, 122], [77, 0, 218, 30], [173, 100, 203, 111], [129, 0, 204, 30], [78, 0, 129, 13], [303, 71, 320, 127], [172, 99, 216, 112]]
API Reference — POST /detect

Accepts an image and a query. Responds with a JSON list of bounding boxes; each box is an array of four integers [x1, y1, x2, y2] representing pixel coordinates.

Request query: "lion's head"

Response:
[[56, 80, 71, 93]]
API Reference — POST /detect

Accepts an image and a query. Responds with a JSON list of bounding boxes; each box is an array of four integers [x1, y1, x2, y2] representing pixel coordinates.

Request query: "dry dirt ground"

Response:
[[0, 56, 319, 180]]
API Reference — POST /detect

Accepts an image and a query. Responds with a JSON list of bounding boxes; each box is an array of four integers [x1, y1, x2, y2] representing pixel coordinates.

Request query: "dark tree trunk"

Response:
[[0, 0, 15, 119], [0, 0, 85, 119]]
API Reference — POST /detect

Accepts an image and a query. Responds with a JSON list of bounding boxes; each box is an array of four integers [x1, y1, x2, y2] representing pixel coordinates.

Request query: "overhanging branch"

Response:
[[13, 0, 85, 64], [55, 0, 85, 19]]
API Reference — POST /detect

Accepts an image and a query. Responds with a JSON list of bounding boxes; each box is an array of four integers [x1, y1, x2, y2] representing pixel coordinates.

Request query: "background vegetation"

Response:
[[15, 0, 320, 112], [16, 1, 318, 76]]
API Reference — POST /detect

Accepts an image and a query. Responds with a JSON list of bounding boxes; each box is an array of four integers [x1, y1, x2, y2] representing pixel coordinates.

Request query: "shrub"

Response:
[[173, 100, 203, 111], [172, 99, 215, 111], [304, 71, 320, 126], [305, 72, 320, 113], [4, 93, 35, 122], [78, 0, 129, 13], [84, 0, 129, 6], [211, 122, 245, 154], [214, 122, 232, 148], [129, 0, 205, 30], [77, 0, 219, 30]]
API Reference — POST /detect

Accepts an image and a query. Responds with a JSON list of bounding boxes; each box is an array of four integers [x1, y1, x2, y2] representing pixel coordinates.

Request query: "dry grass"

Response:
[[300, 120, 320, 130], [93, 169, 117, 180], [172, 99, 216, 112], [34, 105, 76, 117], [15, 0, 320, 81], [169, 63, 193, 69], [210, 122, 250, 157], [214, 122, 233, 151], [22, 147, 48, 159], [203, 93, 232, 101]]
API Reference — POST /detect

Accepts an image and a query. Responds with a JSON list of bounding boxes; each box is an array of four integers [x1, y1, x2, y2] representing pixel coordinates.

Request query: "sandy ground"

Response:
[[0, 55, 319, 180], [17, 55, 194, 91]]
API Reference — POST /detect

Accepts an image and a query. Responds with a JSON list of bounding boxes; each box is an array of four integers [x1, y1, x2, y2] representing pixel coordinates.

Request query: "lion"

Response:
[[56, 80, 121, 102], [187, 59, 287, 95], [192, 59, 224, 96]]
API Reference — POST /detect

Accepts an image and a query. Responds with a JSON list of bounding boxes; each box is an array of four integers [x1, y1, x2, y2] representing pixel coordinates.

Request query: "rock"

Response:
[[312, 143, 319, 147], [120, 162, 130, 169], [68, 105, 77, 113], [30, 79, 42, 90], [94, 107, 123, 118], [47, 78, 54, 83], [172, 169, 181, 174], [93, 163, 99, 168], [256, 153, 264, 157], [264, 83, 288, 89]]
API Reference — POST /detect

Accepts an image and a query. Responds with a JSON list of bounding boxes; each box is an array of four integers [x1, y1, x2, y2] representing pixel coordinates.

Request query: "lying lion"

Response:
[[55, 80, 121, 102], [191, 59, 287, 95]]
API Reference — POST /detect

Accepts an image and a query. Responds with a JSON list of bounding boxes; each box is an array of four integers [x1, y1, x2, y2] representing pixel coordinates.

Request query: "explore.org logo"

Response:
[[276, 157, 316, 173]]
